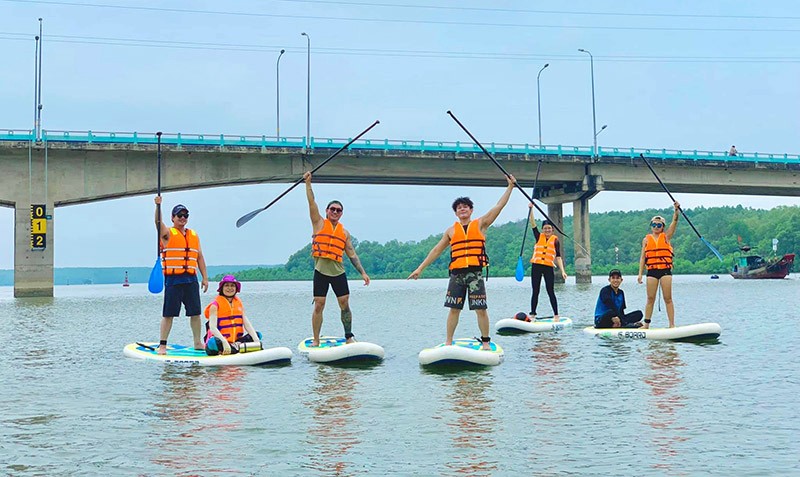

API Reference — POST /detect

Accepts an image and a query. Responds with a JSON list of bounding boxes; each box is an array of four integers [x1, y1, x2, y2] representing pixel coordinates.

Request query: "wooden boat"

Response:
[[731, 249, 794, 279]]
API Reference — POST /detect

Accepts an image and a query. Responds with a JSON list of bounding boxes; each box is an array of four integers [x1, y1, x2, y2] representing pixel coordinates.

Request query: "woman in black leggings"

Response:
[[528, 206, 567, 321]]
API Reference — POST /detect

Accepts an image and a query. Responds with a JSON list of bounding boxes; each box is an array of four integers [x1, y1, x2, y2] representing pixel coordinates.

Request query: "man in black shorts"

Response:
[[154, 197, 209, 355], [304, 172, 370, 347], [408, 175, 516, 350]]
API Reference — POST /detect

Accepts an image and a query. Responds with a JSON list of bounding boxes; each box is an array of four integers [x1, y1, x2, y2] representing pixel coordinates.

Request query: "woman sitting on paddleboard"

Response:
[[637, 202, 680, 329], [527, 204, 567, 322], [204, 275, 261, 356]]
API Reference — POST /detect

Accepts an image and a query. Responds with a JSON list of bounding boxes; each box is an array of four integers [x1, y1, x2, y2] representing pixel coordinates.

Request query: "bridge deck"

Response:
[[2, 129, 798, 164]]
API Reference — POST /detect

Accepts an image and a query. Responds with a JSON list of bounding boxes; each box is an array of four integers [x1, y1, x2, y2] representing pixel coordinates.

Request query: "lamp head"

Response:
[[544, 63, 549, 68]]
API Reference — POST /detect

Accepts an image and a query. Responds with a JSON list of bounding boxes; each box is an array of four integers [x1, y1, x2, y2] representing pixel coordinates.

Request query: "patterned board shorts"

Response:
[[444, 270, 487, 310]]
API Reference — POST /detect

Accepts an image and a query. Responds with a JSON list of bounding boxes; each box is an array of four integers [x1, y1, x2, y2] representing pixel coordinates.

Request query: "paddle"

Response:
[[136, 342, 156, 351], [236, 120, 380, 228], [446, 111, 588, 256], [515, 160, 542, 281], [639, 154, 723, 261], [148, 132, 165, 293]]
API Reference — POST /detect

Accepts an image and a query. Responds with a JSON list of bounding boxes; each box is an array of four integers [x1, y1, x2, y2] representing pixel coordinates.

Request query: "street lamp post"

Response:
[[578, 48, 598, 159], [276, 49, 285, 138], [536, 63, 549, 148], [301, 32, 310, 150]]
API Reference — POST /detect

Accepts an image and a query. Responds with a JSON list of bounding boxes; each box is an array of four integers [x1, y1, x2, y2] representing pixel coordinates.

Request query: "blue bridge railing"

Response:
[[1, 128, 798, 164]]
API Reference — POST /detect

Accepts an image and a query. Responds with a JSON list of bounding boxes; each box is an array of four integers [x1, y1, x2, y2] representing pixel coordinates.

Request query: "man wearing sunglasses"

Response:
[[304, 172, 370, 347], [637, 201, 680, 329], [154, 197, 209, 355]]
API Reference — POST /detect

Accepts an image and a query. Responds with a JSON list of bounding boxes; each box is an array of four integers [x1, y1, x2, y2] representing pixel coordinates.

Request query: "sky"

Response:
[[2, 0, 800, 268]]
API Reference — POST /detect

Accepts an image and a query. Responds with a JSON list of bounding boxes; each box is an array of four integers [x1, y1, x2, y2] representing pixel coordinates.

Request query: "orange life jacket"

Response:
[[531, 233, 557, 267], [312, 219, 347, 263], [204, 295, 245, 343], [644, 233, 674, 270], [161, 227, 200, 275], [449, 220, 488, 270]]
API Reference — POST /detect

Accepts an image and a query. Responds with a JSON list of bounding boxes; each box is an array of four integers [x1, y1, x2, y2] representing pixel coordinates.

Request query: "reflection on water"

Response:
[[148, 364, 244, 475], [643, 343, 688, 474], [441, 371, 497, 477], [303, 366, 361, 476]]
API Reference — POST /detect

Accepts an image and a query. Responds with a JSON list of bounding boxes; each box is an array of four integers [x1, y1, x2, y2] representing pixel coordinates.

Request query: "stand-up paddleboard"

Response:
[[123, 342, 293, 366], [495, 316, 573, 334], [297, 336, 385, 363], [418, 338, 504, 366], [583, 323, 722, 342]]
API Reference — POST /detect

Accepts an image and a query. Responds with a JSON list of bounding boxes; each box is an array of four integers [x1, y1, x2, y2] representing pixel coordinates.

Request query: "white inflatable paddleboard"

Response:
[[297, 336, 385, 363], [495, 317, 573, 334], [123, 342, 293, 366], [583, 323, 722, 341], [418, 338, 504, 366]]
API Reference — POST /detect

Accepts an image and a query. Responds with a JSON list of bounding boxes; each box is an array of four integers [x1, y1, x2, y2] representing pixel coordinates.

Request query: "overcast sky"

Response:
[[2, 1, 800, 268]]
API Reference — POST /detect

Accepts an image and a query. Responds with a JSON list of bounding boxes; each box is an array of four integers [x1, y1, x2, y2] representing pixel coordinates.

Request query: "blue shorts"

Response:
[[163, 281, 201, 317]]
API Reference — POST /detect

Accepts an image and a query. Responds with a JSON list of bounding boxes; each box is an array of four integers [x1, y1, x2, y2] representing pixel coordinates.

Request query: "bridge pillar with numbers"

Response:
[[546, 203, 566, 284], [14, 200, 54, 297], [572, 197, 592, 284]]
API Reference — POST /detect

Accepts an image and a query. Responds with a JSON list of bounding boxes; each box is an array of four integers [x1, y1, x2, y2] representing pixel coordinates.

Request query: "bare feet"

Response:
[[528, 314, 536, 322], [553, 315, 560, 322], [346, 337, 356, 344], [193, 341, 205, 351], [481, 343, 491, 351], [311, 340, 320, 347], [157, 344, 167, 355]]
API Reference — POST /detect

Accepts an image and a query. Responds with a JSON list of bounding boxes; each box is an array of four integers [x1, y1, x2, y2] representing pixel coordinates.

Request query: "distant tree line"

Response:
[[216, 205, 800, 281]]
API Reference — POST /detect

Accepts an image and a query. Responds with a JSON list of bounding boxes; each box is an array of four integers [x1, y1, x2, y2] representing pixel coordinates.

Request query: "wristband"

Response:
[[159, 340, 167, 345], [644, 319, 651, 324]]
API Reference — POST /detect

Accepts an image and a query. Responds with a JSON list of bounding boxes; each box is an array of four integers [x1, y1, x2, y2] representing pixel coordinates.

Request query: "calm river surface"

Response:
[[1, 275, 798, 476]]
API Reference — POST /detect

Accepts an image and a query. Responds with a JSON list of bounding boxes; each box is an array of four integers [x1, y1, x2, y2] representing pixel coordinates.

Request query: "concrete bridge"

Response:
[[3, 128, 799, 296]]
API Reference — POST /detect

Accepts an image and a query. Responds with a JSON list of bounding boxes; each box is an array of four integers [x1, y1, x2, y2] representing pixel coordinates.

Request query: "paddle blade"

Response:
[[701, 237, 724, 262], [515, 257, 525, 282], [236, 207, 264, 228], [148, 257, 164, 294]]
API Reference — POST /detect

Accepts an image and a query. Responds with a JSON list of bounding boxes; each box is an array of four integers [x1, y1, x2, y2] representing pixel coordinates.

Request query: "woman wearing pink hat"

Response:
[[204, 275, 261, 355]]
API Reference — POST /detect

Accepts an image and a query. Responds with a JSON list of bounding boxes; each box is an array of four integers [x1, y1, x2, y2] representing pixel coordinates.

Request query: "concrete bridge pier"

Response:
[[14, 199, 54, 297], [539, 174, 604, 284]]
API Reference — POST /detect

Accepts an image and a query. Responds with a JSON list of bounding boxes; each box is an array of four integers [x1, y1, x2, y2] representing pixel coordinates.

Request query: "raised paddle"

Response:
[[236, 120, 380, 228], [446, 111, 588, 257], [515, 160, 542, 281], [148, 132, 165, 294], [639, 154, 723, 261]]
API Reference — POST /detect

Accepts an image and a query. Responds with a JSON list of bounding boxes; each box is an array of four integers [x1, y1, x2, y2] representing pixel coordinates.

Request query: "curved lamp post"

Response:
[[276, 49, 285, 138], [301, 32, 310, 150], [536, 63, 549, 148], [578, 48, 598, 159]]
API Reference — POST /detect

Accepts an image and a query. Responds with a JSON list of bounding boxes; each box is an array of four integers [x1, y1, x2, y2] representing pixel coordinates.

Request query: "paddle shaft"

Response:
[[156, 132, 163, 254], [236, 120, 380, 227], [639, 154, 704, 239], [447, 111, 576, 240], [518, 160, 542, 256]]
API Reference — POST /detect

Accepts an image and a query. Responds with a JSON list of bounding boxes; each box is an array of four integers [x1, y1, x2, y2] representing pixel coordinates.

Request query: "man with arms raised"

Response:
[[408, 175, 516, 350], [154, 198, 209, 355], [304, 172, 370, 347]]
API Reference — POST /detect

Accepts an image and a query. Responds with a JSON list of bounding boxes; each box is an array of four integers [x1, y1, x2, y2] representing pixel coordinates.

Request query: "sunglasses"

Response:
[[176, 213, 189, 219], [328, 207, 343, 213], [650, 222, 664, 228]]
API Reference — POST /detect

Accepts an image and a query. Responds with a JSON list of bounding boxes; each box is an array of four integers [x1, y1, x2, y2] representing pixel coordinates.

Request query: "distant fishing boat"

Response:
[[731, 246, 794, 279], [123, 271, 130, 287]]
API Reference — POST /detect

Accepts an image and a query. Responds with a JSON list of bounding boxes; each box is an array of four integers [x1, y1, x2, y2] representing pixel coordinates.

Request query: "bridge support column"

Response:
[[546, 203, 565, 284], [572, 197, 592, 284], [14, 200, 54, 297]]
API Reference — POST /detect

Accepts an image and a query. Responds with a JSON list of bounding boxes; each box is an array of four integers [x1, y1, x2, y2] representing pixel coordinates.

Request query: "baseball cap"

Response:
[[608, 269, 622, 278], [171, 204, 189, 216]]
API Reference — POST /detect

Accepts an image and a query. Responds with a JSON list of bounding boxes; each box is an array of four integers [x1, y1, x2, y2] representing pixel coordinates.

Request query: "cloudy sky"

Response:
[[2, 1, 799, 268]]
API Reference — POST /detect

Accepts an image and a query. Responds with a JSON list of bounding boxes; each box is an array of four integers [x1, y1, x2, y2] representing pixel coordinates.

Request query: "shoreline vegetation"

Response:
[[1, 205, 796, 286]]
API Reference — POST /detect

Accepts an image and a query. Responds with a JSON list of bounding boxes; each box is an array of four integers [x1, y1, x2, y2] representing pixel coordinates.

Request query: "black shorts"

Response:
[[313, 270, 350, 298], [162, 281, 201, 317], [646, 268, 672, 280], [444, 270, 487, 310]]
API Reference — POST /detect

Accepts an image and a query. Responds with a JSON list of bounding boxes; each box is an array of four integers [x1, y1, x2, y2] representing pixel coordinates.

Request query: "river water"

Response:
[[1, 275, 798, 476]]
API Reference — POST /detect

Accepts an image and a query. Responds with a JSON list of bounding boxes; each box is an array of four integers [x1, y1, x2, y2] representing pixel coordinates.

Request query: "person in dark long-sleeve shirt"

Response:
[[594, 269, 643, 328]]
